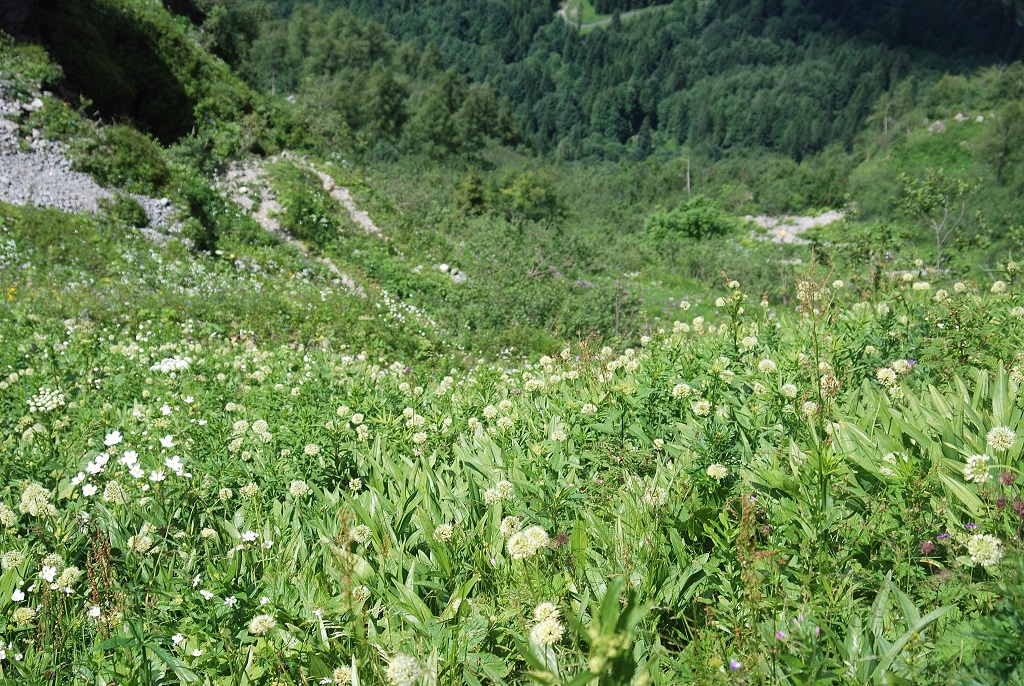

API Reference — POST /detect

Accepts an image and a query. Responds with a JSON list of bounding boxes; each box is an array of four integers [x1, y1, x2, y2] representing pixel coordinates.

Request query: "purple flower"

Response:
[[814, 626, 821, 638], [1000, 471, 1016, 486], [729, 659, 742, 670], [920, 540, 936, 555], [965, 522, 978, 530], [775, 630, 787, 641], [937, 532, 950, 540]]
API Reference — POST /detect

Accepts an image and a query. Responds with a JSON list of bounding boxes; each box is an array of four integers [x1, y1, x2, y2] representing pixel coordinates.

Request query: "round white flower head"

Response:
[[218, 487, 233, 501], [499, 516, 522, 538], [991, 280, 1007, 294], [19, 483, 51, 517], [333, 666, 354, 684], [967, 534, 1003, 568], [802, 401, 818, 417], [533, 602, 560, 623], [351, 585, 371, 603], [986, 426, 1016, 452], [248, 613, 276, 635], [643, 486, 668, 508], [530, 617, 565, 646], [963, 454, 991, 484], [672, 383, 693, 399], [348, 478, 363, 492], [1, 550, 26, 570], [876, 368, 897, 386], [304, 443, 320, 456], [102, 481, 127, 505], [350, 525, 372, 544], [780, 383, 798, 398], [433, 524, 454, 541], [580, 402, 597, 415], [706, 464, 729, 481], [0, 503, 16, 528], [289, 480, 310, 498], [691, 400, 711, 417], [386, 654, 421, 686], [251, 419, 269, 434], [758, 359, 777, 374]]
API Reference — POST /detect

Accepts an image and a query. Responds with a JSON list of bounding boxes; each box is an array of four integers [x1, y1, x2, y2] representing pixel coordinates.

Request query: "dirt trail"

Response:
[[219, 154, 380, 295]]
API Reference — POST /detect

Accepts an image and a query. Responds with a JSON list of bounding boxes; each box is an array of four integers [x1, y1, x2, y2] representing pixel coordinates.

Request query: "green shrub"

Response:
[[645, 194, 735, 241], [98, 192, 148, 228], [73, 124, 171, 194]]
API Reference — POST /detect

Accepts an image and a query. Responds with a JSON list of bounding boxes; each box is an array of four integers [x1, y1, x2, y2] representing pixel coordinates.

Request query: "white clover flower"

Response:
[[332, 666, 354, 684], [912, 281, 930, 291], [551, 429, 567, 442], [706, 464, 728, 481], [1, 550, 25, 571], [757, 359, 777, 374], [351, 585, 371, 603], [672, 383, 693, 399], [780, 383, 798, 398], [967, 534, 1003, 568], [741, 336, 758, 349], [433, 524, 454, 541], [289, 480, 310, 497], [411, 431, 427, 444], [991, 281, 1007, 294], [580, 403, 597, 415], [691, 400, 711, 417], [348, 478, 363, 492], [19, 483, 51, 517], [499, 516, 522, 538], [802, 401, 818, 416], [386, 654, 421, 686], [534, 602, 560, 622], [987, 426, 1016, 452], [0, 503, 16, 528], [102, 481, 127, 505], [876, 368, 897, 386], [643, 486, 668, 508], [963, 454, 991, 483], [350, 525, 372, 544], [240, 483, 260, 499], [248, 614, 276, 635], [530, 617, 565, 646]]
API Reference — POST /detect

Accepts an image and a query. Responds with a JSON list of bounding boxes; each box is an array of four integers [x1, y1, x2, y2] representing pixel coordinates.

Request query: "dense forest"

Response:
[[222, 0, 1023, 160]]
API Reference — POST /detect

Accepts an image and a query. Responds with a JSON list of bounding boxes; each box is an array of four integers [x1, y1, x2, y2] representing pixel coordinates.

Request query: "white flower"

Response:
[[580, 403, 597, 414], [386, 654, 421, 686], [963, 454, 991, 483], [248, 614, 276, 635], [706, 464, 728, 481], [876, 368, 897, 386], [691, 400, 711, 417], [289, 480, 310, 497], [159, 435, 175, 448], [433, 524, 454, 541], [530, 617, 565, 646], [82, 483, 98, 497], [986, 426, 1016, 452], [224, 596, 238, 606], [40, 565, 57, 583], [149, 470, 166, 482], [241, 530, 259, 543], [11, 588, 24, 602], [104, 430, 123, 447], [350, 525, 372, 544], [780, 383, 798, 398], [967, 534, 1003, 568], [758, 359, 777, 374], [199, 590, 214, 600], [991, 280, 1007, 294], [90, 606, 103, 619]]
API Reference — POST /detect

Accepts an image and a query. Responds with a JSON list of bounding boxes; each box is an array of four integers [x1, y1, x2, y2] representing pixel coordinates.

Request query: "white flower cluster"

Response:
[[149, 356, 191, 373], [529, 602, 564, 646], [507, 525, 549, 559], [28, 387, 64, 414]]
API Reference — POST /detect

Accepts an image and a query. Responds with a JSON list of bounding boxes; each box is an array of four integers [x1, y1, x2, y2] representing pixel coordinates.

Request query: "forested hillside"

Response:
[[245, 0, 1024, 159]]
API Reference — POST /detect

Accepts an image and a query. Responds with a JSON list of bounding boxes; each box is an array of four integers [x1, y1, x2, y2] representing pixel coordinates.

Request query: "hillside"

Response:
[[2, 1, 1024, 684]]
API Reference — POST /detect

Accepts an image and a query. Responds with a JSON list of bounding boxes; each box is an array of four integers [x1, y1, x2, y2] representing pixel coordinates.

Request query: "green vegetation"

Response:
[[3, 0, 1024, 683]]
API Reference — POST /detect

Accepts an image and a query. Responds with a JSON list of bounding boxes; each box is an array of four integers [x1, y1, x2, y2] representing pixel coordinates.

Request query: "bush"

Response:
[[73, 124, 171, 194], [98, 192, 148, 228], [645, 194, 735, 241]]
